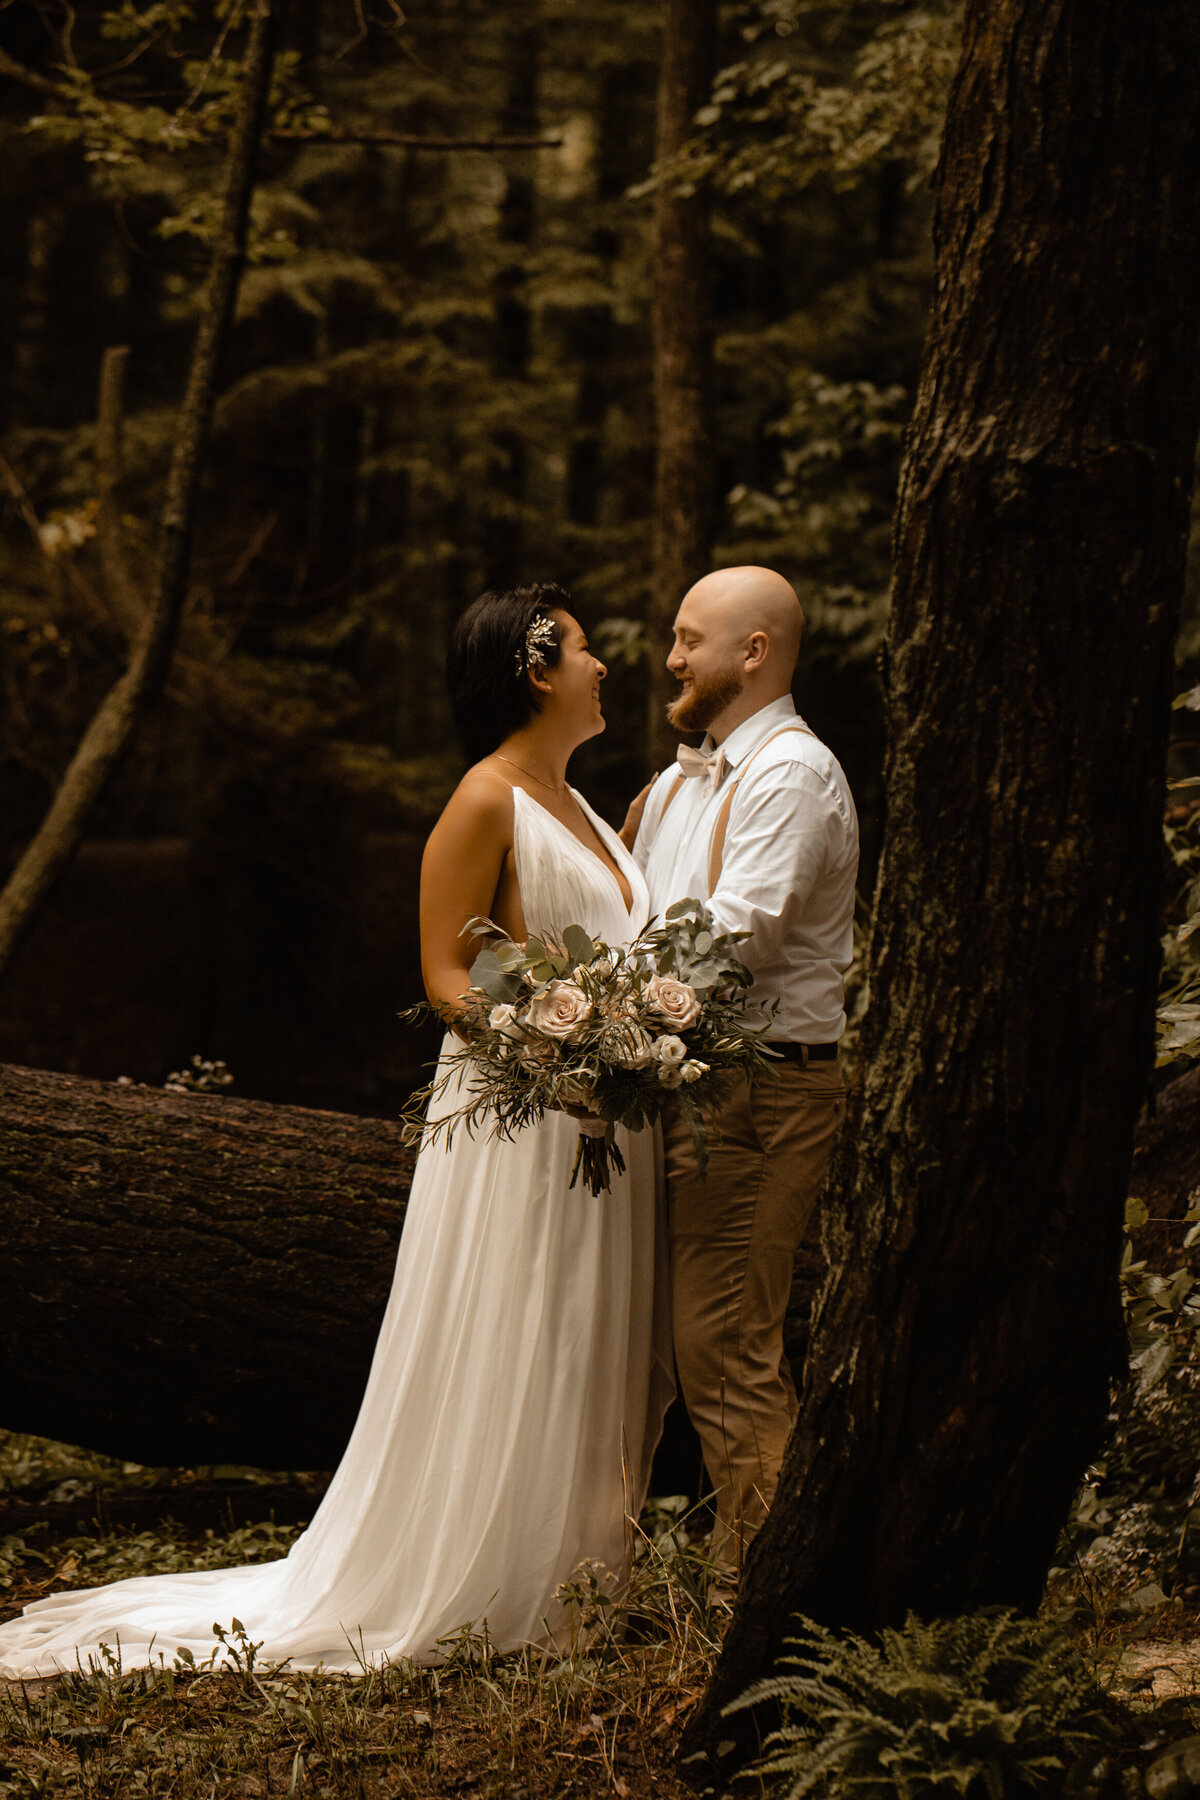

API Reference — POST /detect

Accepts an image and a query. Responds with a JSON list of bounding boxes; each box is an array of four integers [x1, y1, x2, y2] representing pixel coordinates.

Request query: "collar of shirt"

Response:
[[684, 694, 800, 783]]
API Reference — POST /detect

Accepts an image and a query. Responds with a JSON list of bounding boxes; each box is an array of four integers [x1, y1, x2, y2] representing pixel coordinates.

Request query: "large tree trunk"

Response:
[[647, 0, 716, 771], [682, 0, 1200, 1776], [1, 1064, 413, 1469], [0, 0, 277, 983]]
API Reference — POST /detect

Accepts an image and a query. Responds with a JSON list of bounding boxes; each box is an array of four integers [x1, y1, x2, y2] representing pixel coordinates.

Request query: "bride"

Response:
[[0, 582, 672, 1678]]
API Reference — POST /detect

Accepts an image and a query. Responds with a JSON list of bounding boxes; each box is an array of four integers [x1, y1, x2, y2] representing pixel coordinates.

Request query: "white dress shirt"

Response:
[[633, 696, 859, 1042]]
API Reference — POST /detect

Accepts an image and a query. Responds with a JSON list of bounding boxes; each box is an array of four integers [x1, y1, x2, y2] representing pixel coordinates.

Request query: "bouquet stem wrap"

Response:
[[569, 1118, 627, 1197]]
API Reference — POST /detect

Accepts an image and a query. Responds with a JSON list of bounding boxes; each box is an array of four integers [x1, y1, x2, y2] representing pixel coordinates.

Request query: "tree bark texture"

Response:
[[683, 0, 1200, 1775], [0, 1064, 414, 1469], [648, 0, 716, 771], [0, 0, 277, 983], [94, 344, 146, 644]]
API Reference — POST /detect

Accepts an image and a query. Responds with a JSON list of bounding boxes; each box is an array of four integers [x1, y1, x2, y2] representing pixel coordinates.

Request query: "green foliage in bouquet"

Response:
[[399, 900, 779, 1195], [724, 1609, 1112, 1800]]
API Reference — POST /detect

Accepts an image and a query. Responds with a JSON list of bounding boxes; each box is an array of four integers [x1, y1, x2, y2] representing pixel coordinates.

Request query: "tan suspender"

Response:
[[659, 771, 686, 820], [656, 723, 813, 893]]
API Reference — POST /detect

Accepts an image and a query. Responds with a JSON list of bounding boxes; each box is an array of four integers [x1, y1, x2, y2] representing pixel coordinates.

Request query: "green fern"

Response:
[[726, 1610, 1111, 1800]]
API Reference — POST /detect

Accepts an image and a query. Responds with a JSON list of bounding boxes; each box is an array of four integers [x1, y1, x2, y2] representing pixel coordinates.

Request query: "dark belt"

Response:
[[767, 1040, 839, 1065]]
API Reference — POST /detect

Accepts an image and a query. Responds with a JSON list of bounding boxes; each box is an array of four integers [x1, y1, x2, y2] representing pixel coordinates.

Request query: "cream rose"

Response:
[[646, 973, 701, 1030], [558, 1071, 597, 1108], [657, 1063, 685, 1089], [680, 1059, 708, 1083], [526, 979, 593, 1042], [655, 1034, 687, 1066], [488, 1003, 523, 1039]]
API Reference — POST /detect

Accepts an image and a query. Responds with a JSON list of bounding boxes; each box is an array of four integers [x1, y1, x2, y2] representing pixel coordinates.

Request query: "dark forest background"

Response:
[[2, 0, 1198, 1118]]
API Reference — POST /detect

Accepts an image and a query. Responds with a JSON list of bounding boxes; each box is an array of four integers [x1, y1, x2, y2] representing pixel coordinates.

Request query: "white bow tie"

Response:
[[676, 743, 729, 793]]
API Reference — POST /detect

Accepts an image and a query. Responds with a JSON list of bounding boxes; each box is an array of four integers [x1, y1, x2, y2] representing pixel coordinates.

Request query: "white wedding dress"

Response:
[[0, 787, 672, 1678]]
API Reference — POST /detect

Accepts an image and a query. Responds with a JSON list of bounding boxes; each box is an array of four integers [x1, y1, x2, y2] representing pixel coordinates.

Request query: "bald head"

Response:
[[666, 566, 805, 741], [682, 565, 804, 674]]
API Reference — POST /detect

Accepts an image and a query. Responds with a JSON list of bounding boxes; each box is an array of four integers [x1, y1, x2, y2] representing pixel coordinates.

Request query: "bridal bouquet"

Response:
[[400, 899, 778, 1195]]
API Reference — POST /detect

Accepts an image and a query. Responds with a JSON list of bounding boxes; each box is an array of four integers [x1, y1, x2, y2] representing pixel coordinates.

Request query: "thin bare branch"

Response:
[[0, 46, 561, 151], [0, 0, 280, 984], [266, 129, 564, 149], [0, 45, 62, 96]]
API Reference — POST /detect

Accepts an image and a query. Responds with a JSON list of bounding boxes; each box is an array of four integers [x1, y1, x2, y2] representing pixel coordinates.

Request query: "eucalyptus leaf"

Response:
[[469, 949, 521, 1003], [563, 924, 596, 965]]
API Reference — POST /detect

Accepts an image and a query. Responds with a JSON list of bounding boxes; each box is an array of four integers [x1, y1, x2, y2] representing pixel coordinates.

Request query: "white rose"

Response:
[[646, 973, 701, 1030], [611, 1024, 655, 1069], [680, 1059, 708, 1083], [526, 979, 593, 1042], [488, 1003, 523, 1039], [655, 1035, 687, 1066], [657, 1063, 685, 1088], [558, 1071, 597, 1108]]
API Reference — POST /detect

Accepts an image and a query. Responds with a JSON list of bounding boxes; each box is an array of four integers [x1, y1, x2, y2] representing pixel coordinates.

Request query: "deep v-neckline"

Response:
[[511, 784, 635, 919]]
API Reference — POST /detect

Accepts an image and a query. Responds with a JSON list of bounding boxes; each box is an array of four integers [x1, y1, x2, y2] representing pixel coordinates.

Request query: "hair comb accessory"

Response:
[[515, 613, 557, 676]]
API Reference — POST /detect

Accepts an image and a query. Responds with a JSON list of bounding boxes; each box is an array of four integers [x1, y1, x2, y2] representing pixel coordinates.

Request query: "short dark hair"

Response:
[[447, 582, 570, 763]]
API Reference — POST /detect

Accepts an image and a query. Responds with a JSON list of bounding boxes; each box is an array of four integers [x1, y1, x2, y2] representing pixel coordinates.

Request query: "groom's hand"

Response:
[[618, 778, 655, 850]]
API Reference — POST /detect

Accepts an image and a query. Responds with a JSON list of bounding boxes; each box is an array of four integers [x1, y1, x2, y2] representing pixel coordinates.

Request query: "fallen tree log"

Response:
[[5, 1060, 1197, 1479], [1, 1063, 414, 1468], [0, 1479, 329, 1541]]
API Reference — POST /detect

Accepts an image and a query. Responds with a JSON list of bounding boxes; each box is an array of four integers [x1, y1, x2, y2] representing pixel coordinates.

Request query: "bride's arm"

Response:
[[618, 778, 655, 851], [419, 774, 516, 1022]]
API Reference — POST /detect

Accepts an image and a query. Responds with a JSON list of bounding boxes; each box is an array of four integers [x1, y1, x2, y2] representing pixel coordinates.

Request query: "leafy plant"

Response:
[[644, 0, 962, 204], [164, 1054, 235, 1093], [1159, 711, 1200, 1068], [1057, 1201, 1200, 1607], [1120, 1198, 1200, 1393], [726, 1610, 1112, 1800]]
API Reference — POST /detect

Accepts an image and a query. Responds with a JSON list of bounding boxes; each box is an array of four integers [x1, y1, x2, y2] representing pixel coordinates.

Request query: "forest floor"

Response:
[[0, 1434, 1197, 1800], [0, 1195, 1197, 1798], [0, 1463, 720, 1799]]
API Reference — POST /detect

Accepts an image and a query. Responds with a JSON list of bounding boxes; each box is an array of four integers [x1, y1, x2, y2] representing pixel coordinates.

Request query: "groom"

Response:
[[626, 564, 859, 1567]]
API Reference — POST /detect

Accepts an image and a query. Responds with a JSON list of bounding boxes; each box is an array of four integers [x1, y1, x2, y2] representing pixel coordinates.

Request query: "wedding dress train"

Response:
[[0, 787, 672, 1676]]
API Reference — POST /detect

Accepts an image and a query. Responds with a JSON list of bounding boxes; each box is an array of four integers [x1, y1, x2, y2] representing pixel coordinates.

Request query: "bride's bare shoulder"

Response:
[[428, 764, 514, 846]]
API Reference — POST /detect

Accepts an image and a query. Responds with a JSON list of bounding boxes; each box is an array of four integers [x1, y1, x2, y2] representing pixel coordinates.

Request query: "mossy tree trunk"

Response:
[[682, 0, 1200, 1777], [647, 0, 716, 770]]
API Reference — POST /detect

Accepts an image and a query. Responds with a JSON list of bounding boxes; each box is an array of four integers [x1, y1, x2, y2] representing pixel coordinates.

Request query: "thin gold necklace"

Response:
[[494, 752, 567, 798]]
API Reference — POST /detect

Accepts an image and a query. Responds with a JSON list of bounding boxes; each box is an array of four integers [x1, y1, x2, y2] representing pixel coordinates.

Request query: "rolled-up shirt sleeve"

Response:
[[706, 764, 842, 970]]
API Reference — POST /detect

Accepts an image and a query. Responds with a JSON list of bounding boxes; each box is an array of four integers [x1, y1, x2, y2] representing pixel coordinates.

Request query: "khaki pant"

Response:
[[664, 1060, 846, 1566]]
